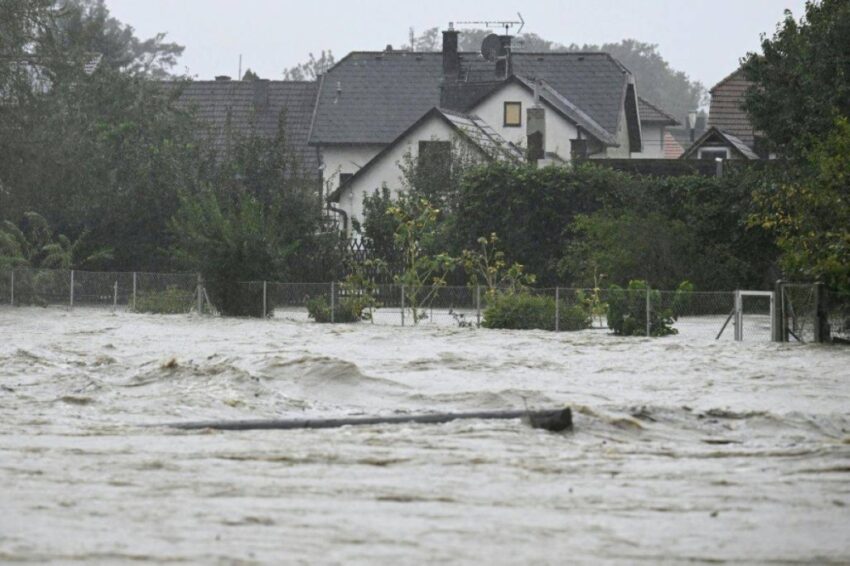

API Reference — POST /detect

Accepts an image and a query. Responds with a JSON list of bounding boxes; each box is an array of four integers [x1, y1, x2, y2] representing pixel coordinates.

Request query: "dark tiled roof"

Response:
[[310, 51, 632, 145], [172, 79, 320, 178], [708, 68, 757, 148], [511, 53, 629, 136], [513, 76, 618, 146], [638, 97, 679, 126]]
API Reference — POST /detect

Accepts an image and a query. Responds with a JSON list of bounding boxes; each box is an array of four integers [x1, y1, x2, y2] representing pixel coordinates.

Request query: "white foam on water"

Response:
[[0, 306, 848, 563]]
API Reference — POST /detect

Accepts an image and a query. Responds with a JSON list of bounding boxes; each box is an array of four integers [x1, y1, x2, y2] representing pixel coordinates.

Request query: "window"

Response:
[[504, 101, 522, 127], [339, 172, 354, 186], [698, 148, 729, 161]]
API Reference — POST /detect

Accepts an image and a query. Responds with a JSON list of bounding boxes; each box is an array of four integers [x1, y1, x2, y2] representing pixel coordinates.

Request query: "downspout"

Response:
[[316, 145, 349, 235]]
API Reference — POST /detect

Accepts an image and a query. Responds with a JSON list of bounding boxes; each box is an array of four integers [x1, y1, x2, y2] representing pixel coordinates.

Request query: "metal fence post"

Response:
[[132, 272, 137, 312], [814, 282, 825, 343], [476, 285, 481, 327], [645, 284, 651, 338], [112, 281, 118, 312], [773, 280, 786, 342], [262, 280, 268, 319], [330, 281, 335, 323], [734, 290, 743, 342], [70, 269, 75, 309], [10, 270, 14, 306], [196, 273, 203, 315], [400, 284, 405, 327], [555, 287, 560, 332]]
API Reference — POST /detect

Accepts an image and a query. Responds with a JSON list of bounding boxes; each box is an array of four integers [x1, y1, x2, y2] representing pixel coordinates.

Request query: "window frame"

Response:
[[503, 101, 522, 128]]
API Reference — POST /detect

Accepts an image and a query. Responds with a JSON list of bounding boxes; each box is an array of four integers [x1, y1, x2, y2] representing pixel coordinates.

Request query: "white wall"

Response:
[[336, 117, 462, 228], [600, 105, 632, 158], [469, 83, 578, 160], [631, 125, 664, 158], [321, 144, 383, 195]]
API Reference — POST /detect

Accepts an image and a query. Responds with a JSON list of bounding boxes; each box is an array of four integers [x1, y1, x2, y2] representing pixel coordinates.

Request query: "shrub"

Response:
[[482, 292, 591, 331], [606, 280, 677, 337], [134, 286, 193, 314], [671, 280, 696, 317], [306, 296, 367, 323]]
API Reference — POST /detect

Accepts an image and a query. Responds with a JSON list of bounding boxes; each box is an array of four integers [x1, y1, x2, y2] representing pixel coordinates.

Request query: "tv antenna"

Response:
[[451, 12, 525, 36]]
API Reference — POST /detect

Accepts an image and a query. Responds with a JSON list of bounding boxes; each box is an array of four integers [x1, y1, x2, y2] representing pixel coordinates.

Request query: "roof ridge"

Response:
[[180, 79, 317, 85]]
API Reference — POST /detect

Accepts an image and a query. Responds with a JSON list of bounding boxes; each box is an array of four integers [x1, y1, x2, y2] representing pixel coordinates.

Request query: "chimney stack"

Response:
[[442, 25, 460, 78], [495, 35, 513, 78], [527, 82, 546, 163]]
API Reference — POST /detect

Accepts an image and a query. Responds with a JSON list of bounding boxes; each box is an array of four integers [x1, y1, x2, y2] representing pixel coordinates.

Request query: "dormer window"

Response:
[[504, 101, 522, 127]]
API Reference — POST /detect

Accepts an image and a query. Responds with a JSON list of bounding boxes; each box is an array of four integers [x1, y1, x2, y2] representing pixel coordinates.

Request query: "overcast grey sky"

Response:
[[105, 0, 807, 88]]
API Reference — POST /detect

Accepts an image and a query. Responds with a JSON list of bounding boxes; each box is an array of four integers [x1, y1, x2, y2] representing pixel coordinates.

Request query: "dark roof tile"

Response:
[[310, 51, 632, 145], [172, 80, 320, 178]]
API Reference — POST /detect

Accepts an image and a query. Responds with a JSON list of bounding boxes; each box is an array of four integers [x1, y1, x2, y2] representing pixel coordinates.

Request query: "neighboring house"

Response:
[[635, 97, 679, 158], [680, 126, 760, 160], [174, 77, 320, 177], [683, 68, 765, 161]]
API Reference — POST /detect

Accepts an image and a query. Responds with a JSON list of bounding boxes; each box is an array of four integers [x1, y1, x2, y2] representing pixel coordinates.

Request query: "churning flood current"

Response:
[[1, 307, 848, 564]]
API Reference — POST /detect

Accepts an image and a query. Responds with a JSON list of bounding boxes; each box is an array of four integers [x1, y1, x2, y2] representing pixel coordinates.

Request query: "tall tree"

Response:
[[0, 0, 198, 270], [742, 0, 850, 158], [282, 50, 335, 80]]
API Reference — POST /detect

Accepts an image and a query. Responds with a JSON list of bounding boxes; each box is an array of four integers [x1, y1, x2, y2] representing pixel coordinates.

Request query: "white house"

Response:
[[175, 28, 680, 233], [306, 29, 679, 230], [326, 107, 523, 229]]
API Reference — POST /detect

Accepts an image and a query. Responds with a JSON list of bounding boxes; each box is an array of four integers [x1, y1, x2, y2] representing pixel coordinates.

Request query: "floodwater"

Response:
[[1, 307, 848, 563]]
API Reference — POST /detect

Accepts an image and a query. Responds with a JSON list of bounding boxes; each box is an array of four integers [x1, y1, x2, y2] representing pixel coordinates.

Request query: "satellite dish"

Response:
[[481, 34, 502, 61]]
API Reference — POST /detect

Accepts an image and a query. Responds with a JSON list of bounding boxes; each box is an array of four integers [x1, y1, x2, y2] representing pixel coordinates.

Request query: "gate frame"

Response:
[[774, 281, 828, 343], [734, 290, 775, 342]]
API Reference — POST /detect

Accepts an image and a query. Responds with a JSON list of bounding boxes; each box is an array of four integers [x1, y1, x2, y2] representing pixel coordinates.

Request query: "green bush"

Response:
[[134, 286, 193, 314], [306, 296, 368, 323], [606, 280, 677, 337], [482, 292, 591, 331]]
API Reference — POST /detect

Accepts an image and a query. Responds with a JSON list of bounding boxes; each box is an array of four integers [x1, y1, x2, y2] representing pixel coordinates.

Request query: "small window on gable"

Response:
[[698, 148, 729, 161], [339, 172, 354, 187], [504, 101, 522, 127]]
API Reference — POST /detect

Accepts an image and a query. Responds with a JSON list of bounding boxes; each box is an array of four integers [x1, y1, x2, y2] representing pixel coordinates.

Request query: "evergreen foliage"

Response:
[[482, 292, 591, 332], [606, 280, 678, 337]]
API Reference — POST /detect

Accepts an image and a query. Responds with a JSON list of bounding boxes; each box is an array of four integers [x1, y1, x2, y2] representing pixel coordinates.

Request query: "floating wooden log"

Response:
[[163, 407, 572, 433]]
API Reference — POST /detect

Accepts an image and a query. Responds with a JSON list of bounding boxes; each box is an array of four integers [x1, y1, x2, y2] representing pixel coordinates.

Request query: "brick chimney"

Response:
[[442, 25, 460, 78]]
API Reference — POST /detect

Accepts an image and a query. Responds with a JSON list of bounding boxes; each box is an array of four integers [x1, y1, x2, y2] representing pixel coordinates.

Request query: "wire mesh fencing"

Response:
[[2, 266, 847, 343], [0, 268, 199, 313]]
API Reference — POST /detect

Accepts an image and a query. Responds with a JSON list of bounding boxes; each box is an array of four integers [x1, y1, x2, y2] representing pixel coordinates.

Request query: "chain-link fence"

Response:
[[0, 268, 199, 313], [3, 267, 847, 343]]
